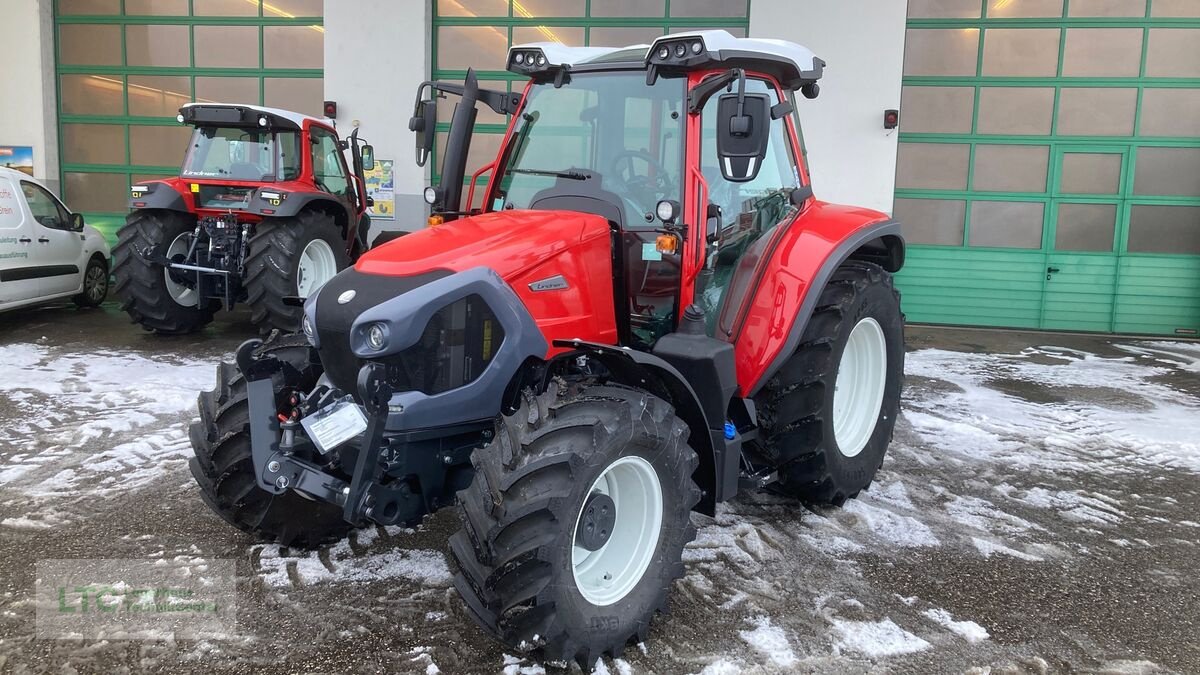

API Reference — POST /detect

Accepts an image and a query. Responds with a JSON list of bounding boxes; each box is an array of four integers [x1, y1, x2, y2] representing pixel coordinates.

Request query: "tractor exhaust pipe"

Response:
[[437, 69, 480, 221]]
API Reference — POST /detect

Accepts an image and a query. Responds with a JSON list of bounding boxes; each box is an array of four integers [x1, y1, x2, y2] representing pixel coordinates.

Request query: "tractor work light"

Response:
[[647, 35, 708, 67], [176, 113, 185, 124], [257, 115, 269, 127], [423, 186, 439, 205]]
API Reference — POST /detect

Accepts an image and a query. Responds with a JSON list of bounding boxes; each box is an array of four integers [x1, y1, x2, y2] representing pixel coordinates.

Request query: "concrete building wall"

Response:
[[0, 0, 59, 191], [323, 0, 431, 235], [750, 0, 907, 215]]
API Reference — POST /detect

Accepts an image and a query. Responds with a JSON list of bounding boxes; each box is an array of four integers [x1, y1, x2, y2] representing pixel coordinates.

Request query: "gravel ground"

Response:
[[0, 301, 1197, 674]]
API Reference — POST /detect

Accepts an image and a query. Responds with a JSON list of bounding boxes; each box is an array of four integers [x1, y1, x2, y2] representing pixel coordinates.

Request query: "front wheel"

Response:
[[243, 211, 348, 334], [754, 260, 904, 505], [451, 383, 700, 664], [73, 255, 109, 308]]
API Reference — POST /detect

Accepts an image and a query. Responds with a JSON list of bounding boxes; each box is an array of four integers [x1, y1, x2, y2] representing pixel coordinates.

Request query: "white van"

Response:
[[0, 166, 112, 314]]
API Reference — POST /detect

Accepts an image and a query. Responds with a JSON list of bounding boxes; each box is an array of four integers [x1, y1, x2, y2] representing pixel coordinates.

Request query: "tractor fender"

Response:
[[550, 339, 726, 516], [249, 191, 357, 244], [128, 180, 191, 214], [739, 205, 904, 397]]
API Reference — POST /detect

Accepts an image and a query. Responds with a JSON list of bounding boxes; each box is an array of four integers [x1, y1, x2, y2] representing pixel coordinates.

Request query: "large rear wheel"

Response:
[[754, 260, 904, 505], [451, 383, 700, 664], [112, 210, 217, 334], [188, 332, 352, 548], [243, 211, 348, 334]]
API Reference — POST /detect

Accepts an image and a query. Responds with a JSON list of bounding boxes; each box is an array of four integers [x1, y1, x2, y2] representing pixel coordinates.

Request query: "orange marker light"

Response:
[[655, 233, 678, 255], [427, 214, 445, 227]]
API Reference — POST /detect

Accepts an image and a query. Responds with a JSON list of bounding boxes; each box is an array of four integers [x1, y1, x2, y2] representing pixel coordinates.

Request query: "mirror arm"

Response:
[[687, 68, 744, 114]]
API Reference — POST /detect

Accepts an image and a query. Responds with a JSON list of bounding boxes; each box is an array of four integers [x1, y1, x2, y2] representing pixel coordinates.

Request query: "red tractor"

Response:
[[189, 32, 905, 663], [113, 104, 376, 334]]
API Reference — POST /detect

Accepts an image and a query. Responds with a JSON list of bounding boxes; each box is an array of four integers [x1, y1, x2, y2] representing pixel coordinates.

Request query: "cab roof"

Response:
[[177, 103, 331, 132], [508, 30, 824, 90]]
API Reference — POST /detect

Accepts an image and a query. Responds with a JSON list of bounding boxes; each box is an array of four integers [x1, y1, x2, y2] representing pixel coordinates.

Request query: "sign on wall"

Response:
[[364, 159, 394, 220], [0, 146, 34, 176]]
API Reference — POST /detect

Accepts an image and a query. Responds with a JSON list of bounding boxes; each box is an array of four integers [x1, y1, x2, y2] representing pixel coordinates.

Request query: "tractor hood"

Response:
[[355, 209, 611, 282]]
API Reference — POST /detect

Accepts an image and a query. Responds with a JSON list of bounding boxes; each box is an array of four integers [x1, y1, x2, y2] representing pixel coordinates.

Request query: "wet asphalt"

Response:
[[0, 300, 1197, 674]]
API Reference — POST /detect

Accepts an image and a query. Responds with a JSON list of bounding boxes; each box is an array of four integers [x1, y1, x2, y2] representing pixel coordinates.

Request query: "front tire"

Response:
[[73, 254, 109, 308], [243, 211, 348, 334], [112, 210, 217, 334], [754, 260, 904, 505], [451, 383, 700, 664], [188, 332, 352, 548]]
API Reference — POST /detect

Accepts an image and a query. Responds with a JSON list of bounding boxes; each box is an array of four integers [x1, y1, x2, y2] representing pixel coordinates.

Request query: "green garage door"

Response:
[[895, 0, 1200, 337], [430, 0, 751, 203], [54, 0, 324, 246]]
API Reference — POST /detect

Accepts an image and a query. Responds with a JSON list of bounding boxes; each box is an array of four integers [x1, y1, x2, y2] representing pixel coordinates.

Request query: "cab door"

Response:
[[20, 180, 85, 297], [0, 174, 42, 306]]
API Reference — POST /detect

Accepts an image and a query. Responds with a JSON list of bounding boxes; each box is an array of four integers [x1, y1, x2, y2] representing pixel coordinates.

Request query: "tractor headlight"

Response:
[[302, 314, 314, 339], [366, 323, 387, 351], [658, 46, 670, 59]]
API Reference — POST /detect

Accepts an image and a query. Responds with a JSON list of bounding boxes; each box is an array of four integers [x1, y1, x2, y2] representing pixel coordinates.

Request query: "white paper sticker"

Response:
[[641, 241, 663, 262], [300, 397, 368, 454]]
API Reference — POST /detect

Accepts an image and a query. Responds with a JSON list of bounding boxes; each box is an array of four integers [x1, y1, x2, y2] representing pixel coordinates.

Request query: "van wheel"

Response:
[[753, 261, 904, 505], [112, 210, 218, 334], [73, 255, 109, 308]]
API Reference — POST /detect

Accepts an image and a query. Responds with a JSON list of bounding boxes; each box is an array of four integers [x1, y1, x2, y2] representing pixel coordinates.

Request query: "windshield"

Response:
[[494, 72, 685, 227], [181, 127, 302, 182]]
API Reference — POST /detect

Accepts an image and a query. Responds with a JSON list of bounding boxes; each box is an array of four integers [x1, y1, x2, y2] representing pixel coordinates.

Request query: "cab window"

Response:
[[309, 127, 350, 197], [21, 182, 72, 230], [699, 78, 802, 337]]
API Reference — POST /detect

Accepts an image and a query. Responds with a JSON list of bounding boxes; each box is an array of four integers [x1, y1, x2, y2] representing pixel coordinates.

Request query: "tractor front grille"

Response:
[[314, 267, 453, 399]]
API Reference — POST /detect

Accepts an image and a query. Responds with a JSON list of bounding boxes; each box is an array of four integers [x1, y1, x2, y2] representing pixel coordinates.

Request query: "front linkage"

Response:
[[235, 338, 485, 527]]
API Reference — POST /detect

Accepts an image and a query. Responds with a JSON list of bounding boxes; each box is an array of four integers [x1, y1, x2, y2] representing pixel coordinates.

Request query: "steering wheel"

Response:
[[610, 150, 671, 215]]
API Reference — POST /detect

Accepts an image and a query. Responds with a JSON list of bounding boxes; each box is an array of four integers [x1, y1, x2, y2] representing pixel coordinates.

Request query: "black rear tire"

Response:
[[73, 254, 109, 308], [112, 210, 217, 334], [451, 383, 700, 665], [243, 211, 349, 334], [188, 332, 352, 548], [753, 260, 904, 505]]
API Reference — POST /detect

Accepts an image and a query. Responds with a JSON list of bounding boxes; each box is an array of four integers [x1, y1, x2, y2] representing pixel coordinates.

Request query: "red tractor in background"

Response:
[[189, 31, 905, 664], [113, 104, 376, 334]]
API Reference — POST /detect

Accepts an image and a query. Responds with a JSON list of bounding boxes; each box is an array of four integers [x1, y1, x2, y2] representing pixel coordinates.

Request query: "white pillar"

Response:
[[323, 0, 431, 233], [0, 0, 59, 192], [750, 0, 907, 215]]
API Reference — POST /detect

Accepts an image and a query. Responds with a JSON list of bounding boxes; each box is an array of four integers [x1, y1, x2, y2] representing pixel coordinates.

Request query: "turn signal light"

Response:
[[655, 234, 678, 254], [428, 214, 445, 227]]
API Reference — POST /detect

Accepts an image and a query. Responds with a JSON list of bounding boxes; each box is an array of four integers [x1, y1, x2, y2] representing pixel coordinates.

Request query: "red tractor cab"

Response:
[[113, 104, 376, 334], [189, 31, 905, 664]]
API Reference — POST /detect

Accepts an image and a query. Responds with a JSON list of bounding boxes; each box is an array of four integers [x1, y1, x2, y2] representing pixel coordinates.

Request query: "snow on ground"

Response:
[[0, 342, 213, 501], [1, 329, 1198, 673]]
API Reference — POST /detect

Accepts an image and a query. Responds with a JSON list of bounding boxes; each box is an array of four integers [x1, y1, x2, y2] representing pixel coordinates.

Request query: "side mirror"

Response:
[[716, 91, 771, 183], [408, 99, 437, 167], [71, 213, 85, 231], [361, 144, 375, 171]]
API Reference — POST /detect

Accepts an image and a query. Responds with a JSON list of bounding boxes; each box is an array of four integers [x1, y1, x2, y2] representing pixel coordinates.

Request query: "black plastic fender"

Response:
[[128, 181, 190, 214], [551, 339, 729, 515]]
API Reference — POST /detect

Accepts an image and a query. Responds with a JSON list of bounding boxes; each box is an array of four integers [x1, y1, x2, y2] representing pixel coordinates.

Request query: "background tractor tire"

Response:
[[754, 260, 904, 506], [72, 254, 109, 308], [112, 210, 217, 334], [188, 332, 352, 548], [451, 383, 700, 665], [244, 211, 348, 334]]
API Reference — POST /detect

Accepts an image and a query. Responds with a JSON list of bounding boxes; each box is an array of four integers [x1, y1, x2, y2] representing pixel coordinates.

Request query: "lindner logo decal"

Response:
[[529, 275, 569, 292], [337, 289, 357, 304]]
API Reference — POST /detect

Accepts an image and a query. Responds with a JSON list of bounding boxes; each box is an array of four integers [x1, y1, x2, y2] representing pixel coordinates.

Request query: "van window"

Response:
[[0, 178, 21, 229], [22, 182, 72, 230]]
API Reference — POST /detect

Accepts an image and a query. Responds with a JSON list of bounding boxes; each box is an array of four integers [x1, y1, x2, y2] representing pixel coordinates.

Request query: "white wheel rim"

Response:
[[296, 239, 338, 297], [832, 317, 888, 458], [164, 233, 199, 307], [571, 455, 663, 606]]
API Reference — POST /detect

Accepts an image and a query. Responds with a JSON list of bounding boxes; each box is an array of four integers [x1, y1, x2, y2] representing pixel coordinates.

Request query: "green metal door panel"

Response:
[[1113, 256, 1200, 336], [1041, 254, 1118, 331], [897, 247, 1044, 328]]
